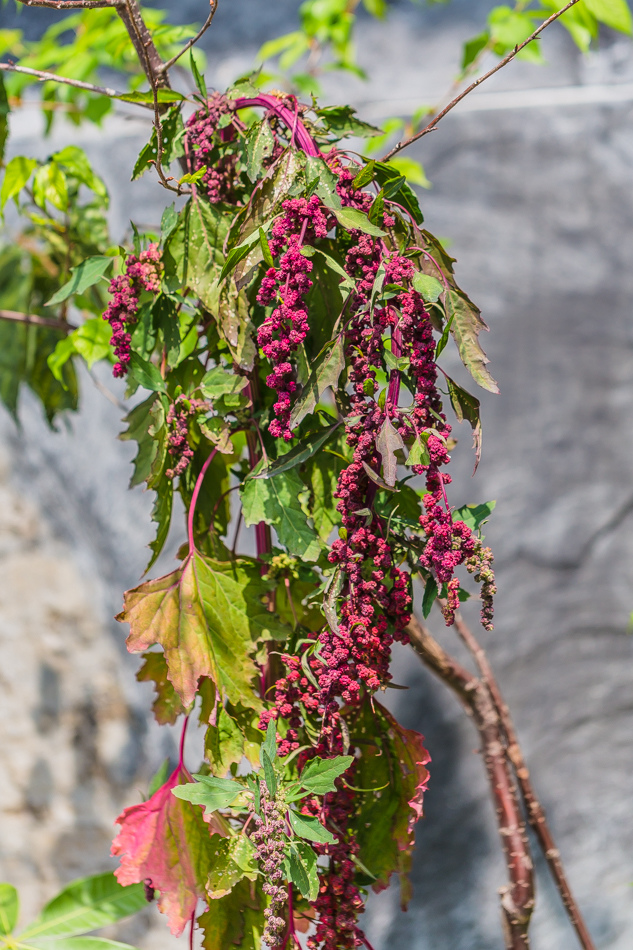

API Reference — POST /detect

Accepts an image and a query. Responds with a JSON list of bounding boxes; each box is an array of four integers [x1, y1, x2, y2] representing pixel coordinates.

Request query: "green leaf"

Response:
[[315, 105, 381, 139], [71, 319, 112, 369], [119, 553, 287, 707], [148, 758, 171, 797], [584, 0, 632, 33], [373, 161, 424, 224], [352, 161, 376, 190], [0, 884, 18, 935], [331, 206, 387, 237], [288, 811, 335, 844], [52, 146, 108, 203], [299, 755, 354, 795], [206, 835, 258, 899], [446, 287, 499, 394], [19, 874, 146, 940], [147, 478, 173, 571], [246, 121, 275, 183], [261, 750, 277, 797], [422, 576, 438, 618], [1, 156, 37, 211], [46, 257, 114, 307], [289, 336, 346, 427], [305, 450, 345, 543], [0, 75, 9, 166], [189, 49, 207, 98], [412, 272, 444, 303], [345, 700, 430, 905], [405, 436, 430, 468], [205, 705, 249, 776], [26, 938, 139, 950], [172, 775, 242, 814], [304, 155, 342, 208], [33, 162, 68, 212], [291, 842, 319, 902], [284, 845, 310, 900], [452, 500, 496, 534], [201, 365, 249, 399], [47, 337, 76, 388], [219, 230, 261, 283], [259, 227, 274, 268], [127, 352, 167, 394], [197, 879, 264, 950], [161, 203, 179, 244], [240, 469, 322, 562], [118, 89, 187, 104], [445, 374, 482, 470], [261, 718, 278, 763], [132, 107, 185, 180], [119, 394, 167, 489], [256, 424, 339, 479], [362, 0, 387, 18], [462, 31, 489, 70], [137, 652, 188, 727]]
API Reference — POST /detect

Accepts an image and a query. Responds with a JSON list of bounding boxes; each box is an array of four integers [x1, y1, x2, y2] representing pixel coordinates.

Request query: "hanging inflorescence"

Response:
[[107, 89, 496, 950]]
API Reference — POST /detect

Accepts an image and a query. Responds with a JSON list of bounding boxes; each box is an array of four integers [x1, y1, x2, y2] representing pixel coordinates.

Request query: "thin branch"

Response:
[[158, 2, 219, 75], [0, 309, 76, 332], [406, 615, 534, 949], [14, 0, 121, 8], [118, 0, 169, 89], [382, 0, 581, 160], [452, 613, 597, 950], [0, 62, 151, 107]]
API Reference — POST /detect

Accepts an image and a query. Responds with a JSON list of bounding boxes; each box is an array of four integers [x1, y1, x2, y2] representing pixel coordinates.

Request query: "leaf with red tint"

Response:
[[117, 554, 287, 709], [136, 652, 189, 725], [345, 700, 430, 907], [111, 767, 227, 936]]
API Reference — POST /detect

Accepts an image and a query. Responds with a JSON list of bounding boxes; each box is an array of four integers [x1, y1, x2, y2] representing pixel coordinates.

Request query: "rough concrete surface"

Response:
[[0, 1, 632, 948]]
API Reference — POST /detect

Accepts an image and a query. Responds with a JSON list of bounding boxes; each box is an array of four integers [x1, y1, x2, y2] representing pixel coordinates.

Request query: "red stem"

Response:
[[189, 909, 195, 950], [231, 96, 321, 157], [187, 448, 219, 552], [361, 936, 378, 950], [178, 714, 190, 771]]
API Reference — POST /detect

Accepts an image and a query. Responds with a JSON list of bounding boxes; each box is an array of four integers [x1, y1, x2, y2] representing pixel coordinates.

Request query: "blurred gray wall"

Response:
[[1, 1, 632, 948]]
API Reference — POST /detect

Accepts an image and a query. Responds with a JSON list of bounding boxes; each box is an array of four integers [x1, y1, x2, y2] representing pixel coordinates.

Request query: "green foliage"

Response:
[[0, 873, 145, 950]]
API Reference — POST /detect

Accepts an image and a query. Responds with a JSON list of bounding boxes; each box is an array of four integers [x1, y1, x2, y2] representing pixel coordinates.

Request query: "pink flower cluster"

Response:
[[165, 395, 211, 480], [185, 93, 238, 204], [103, 245, 162, 378], [256, 195, 329, 440]]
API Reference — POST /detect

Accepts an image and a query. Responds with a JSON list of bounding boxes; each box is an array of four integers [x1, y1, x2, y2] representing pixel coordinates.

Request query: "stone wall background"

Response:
[[1, 1, 632, 947]]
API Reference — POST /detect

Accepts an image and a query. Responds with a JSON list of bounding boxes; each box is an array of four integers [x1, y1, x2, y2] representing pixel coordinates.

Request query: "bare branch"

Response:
[[0, 309, 76, 332], [158, 1, 219, 75], [0, 62, 152, 107], [14, 0, 121, 8], [406, 615, 534, 948], [452, 613, 597, 950], [118, 0, 169, 89], [383, 0, 581, 161]]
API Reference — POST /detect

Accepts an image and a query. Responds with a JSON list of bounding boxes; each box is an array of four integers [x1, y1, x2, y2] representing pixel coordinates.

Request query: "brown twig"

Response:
[[0, 309, 75, 332], [0, 63, 150, 106], [382, 0, 581, 160], [117, 0, 169, 89], [452, 612, 597, 950], [14, 0, 120, 7], [406, 615, 534, 949], [158, 2, 219, 75]]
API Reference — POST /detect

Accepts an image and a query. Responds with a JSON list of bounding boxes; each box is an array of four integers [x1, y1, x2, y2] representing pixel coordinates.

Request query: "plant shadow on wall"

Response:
[[0, 1, 631, 950]]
